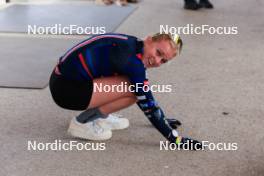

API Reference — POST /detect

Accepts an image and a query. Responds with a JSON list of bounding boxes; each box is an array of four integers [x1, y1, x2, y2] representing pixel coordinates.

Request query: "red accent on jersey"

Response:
[[144, 80, 149, 85], [78, 53, 94, 79], [136, 53, 143, 60], [54, 65, 62, 75]]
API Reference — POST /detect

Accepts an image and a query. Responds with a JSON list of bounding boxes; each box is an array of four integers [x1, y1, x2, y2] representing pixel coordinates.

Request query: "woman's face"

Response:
[[142, 37, 177, 68]]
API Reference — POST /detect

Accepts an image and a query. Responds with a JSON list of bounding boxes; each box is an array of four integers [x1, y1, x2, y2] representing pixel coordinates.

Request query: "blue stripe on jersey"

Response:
[[85, 49, 97, 77]]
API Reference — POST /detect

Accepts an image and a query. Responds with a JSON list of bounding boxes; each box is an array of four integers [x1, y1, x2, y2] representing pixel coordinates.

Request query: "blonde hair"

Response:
[[152, 33, 183, 56]]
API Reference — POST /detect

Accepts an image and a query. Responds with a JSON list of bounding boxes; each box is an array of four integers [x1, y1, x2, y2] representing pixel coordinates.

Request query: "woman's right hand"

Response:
[[173, 136, 204, 150]]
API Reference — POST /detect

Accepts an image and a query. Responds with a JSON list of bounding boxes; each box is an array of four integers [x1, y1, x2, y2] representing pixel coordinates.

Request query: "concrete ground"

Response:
[[0, 0, 264, 176]]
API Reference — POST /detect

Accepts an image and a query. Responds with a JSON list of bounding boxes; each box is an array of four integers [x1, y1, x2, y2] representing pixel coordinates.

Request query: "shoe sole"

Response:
[[110, 119, 129, 130], [67, 127, 112, 141]]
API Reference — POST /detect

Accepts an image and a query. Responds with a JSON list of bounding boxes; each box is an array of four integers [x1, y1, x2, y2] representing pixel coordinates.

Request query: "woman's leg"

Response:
[[88, 75, 137, 115], [69, 75, 135, 140], [99, 96, 137, 115]]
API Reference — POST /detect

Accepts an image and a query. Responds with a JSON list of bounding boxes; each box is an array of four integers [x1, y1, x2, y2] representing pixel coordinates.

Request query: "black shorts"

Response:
[[49, 71, 93, 111]]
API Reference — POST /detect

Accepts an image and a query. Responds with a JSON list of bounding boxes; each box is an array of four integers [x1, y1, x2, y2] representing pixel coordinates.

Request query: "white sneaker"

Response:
[[67, 117, 112, 141], [115, 0, 128, 6], [99, 114, 129, 130]]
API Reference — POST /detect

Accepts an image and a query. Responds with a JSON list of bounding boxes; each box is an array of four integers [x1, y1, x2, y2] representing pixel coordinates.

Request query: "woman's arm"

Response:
[[124, 56, 202, 150], [125, 59, 178, 142]]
